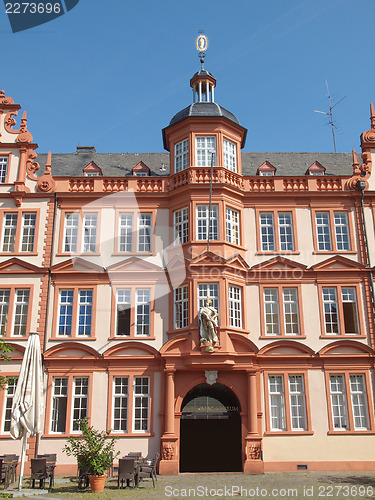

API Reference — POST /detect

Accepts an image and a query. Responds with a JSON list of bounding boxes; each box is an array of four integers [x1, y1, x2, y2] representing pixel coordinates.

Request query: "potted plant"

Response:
[[63, 419, 119, 493]]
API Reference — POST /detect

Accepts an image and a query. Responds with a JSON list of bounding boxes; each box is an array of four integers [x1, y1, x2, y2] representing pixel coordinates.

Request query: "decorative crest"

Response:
[[196, 30, 208, 70]]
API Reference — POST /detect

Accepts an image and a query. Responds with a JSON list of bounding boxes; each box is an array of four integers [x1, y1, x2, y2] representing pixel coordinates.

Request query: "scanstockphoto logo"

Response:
[[4, 0, 79, 32]]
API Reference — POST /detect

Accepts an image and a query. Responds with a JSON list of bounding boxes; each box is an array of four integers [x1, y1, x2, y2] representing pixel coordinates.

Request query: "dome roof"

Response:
[[169, 102, 240, 127]]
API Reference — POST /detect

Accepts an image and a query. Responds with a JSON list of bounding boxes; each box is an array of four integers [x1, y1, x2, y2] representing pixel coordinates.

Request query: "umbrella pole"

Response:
[[18, 433, 27, 491]]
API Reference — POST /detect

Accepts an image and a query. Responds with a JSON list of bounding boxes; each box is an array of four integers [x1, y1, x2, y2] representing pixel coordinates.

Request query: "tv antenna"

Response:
[[314, 81, 346, 152]]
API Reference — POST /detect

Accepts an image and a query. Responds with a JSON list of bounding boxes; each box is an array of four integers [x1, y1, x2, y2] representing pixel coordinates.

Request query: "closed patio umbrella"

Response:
[[10, 332, 44, 491]]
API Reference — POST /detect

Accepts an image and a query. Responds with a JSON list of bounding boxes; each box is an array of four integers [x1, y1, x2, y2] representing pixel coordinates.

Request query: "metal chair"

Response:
[[30, 458, 54, 489], [117, 458, 138, 488], [138, 453, 159, 488], [0, 459, 10, 490]]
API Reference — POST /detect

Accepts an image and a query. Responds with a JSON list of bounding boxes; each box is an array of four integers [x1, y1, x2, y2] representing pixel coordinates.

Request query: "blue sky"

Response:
[[1, 0, 374, 155]]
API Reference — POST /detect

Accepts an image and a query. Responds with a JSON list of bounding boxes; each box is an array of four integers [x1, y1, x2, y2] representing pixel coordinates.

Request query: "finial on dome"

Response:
[[370, 103, 375, 129], [196, 31, 208, 71]]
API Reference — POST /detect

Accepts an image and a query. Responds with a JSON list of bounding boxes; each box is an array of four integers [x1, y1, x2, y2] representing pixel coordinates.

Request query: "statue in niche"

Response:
[[199, 297, 219, 352]]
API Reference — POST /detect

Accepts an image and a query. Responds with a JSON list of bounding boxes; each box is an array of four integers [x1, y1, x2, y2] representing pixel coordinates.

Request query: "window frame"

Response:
[[223, 138, 237, 172], [312, 209, 355, 254], [256, 208, 298, 254], [111, 286, 155, 339], [107, 373, 154, 437], [260, 285, 304, 338], [174, 138, 189, 173], [58, 209, 100, 255], [46, 373, 92, 437], [226, 207, 240, 246], [195, 135, 217, 167], [0, 209, 39, 254], [114, 210, 155, 255], [52, 286, 97, 339], [0, 377, 18, 435], [174, 284, 189, 330], [173, 207, 189, 245], [318, 284, 364, 338], [228, 284, 242, 329], [265, 371, 312, 435], [196, 204, 219, 241], [325, 371, 374, 434], [0, 286, 32, 338], [0, 154, 11, 184]]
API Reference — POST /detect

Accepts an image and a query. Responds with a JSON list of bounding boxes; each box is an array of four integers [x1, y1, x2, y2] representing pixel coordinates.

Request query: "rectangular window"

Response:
[[77, 290, 93, 336], [113, 377, 128, 433], [315, 211, 351, 252], [268, 375, 286, 431], [288, 375, 307, 430], [175, 139, 189, 172], [174, 285, 188, 329], [283, 288, 300, 335], [226, 208, 240, 245], [64, 213, 79, 253], [57, 289, 94, 338], [198, 283, 219, 311], [196, 205, 218, 241], [350, 374, 370, 430], [0, 290, 10, 336], [58, 290, 74, 336], [137, 214, 152, 252], [0, 288, 30, 337], [278, 212, 294, 251], [195, 136, 216, 167], [2, 378, 17, 432], [116, 289, 131, 336], [259, 213, 275, 251], [115, 288, 152, 337], [259, 211, 295, 252], [133, 377, 150, 432], [135, 289, 151, 336], [2, 213, 17, 252], [13, 289, 29, 337], [322, 286, 359, 336], [20, 213, 36, 252], [268, 374, 308, 432], [263, 287, 300, 337], [174, 208, 189, 245], [229, 285, 242, 328], [119, 213, 133, 252], [72, 377, 89, 432], [223, 139, 237, 172], [0, 157, 8, 184], [334, 212, 350, 251], [82, 213, 97, 253], [51, 377, 68, 433]]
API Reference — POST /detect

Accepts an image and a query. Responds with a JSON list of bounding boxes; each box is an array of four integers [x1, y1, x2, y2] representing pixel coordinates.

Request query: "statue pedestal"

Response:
[[244, 437, 264, 474]]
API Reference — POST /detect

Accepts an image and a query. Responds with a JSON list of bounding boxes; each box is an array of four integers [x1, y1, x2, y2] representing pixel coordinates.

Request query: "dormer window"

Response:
[[132, 162, 150, 177], [175, 139, 189, 173], [0, 157, 9, 183], [83, 161, 102, 177], [257, 161, 276, 177], [196, 136, 216, 167], [307, 162, 325, 176], [223, 139, 237, 172]]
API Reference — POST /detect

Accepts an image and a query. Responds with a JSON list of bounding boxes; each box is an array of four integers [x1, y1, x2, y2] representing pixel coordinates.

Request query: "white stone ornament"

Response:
[[205, 370, 218, 385]]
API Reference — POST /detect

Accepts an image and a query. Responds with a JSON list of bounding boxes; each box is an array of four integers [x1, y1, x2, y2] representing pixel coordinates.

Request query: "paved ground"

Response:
[[5, 472, 375, 499]]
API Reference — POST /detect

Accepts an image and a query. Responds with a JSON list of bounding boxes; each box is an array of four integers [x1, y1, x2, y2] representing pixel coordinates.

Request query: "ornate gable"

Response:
[[0, 257, 45, 274], [310, 255, 365, 272]]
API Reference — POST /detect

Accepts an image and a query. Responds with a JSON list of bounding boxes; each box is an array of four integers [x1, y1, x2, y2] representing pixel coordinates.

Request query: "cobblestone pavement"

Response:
[[6, 472, 375, 500]]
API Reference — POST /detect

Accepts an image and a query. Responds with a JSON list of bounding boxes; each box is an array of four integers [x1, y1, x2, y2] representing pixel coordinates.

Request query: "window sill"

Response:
[[108, 336, 156, 341], [111, 251, 154, 257], [49, 337, 97, 341], [313, 251, 357, 255], [56, 252, 101, 257], [319, 334, 366, 339], [109, 432, 155, 438], [259, 335, 306, 339], [256, 251, 300, 255], [327, 430, 375, 435], [264, 431, 314, 436], [0, 252, 39, 256]]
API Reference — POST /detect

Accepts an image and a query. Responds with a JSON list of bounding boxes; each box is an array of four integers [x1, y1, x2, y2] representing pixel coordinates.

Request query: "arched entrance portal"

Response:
[[180, 383, 242, 472]]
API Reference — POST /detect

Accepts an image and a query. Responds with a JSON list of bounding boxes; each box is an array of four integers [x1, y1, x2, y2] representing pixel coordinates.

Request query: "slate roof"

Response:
[[169, 102, 240, 127], [35, 149, 355, 178]]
